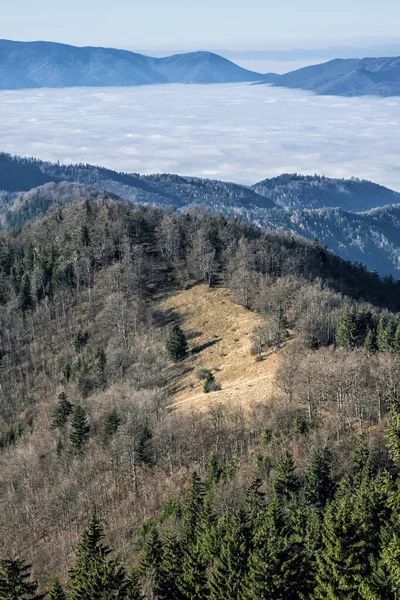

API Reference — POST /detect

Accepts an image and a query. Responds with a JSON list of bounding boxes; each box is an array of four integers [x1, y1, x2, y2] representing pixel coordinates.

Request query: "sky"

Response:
[[2, 0, 400, 50]]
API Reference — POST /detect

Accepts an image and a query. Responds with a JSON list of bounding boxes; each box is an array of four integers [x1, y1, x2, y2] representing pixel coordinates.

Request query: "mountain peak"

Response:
[[0, 39, 263, 89]]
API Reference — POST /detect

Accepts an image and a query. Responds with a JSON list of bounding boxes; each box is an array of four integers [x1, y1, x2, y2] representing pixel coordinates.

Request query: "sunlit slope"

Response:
[[161, 285, 281, 411]]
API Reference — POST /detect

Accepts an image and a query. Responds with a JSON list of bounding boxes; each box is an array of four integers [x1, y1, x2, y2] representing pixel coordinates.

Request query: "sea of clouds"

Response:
[[0, 83, 400, 189]]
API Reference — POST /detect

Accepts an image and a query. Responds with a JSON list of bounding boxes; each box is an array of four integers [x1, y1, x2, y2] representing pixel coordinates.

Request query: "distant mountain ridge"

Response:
[[0, 39, 267, 89], [252, 174, 400, 211], [1, 39, 399, 96], [1, 152, 400, 276], [271, 56, 400, 96]]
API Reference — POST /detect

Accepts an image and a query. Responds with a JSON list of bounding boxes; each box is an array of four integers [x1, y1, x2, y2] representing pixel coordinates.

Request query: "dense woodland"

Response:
[[2, 197, 400, 598]]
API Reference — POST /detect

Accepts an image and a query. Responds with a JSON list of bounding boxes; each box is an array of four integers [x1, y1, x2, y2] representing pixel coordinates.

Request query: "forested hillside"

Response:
[[252, 173, 400, 211], [1, 152, 400, 277], [2, 197, 400, 598]]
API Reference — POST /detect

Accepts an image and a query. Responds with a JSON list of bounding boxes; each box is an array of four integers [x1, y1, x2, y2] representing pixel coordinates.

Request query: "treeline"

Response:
[[336, 306, 400, 353], [6, 394, 400, 599]]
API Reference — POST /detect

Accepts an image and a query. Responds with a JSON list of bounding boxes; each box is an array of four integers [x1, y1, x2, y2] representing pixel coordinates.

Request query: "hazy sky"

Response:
[[2, 0, 400, 50]]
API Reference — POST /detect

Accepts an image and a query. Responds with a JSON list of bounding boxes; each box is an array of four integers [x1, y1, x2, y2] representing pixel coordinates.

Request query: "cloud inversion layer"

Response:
[[0, 83, 399, 189]]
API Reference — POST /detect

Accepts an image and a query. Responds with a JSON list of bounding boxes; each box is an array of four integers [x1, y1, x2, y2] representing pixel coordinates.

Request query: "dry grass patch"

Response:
[[160, 285, 282, 411]]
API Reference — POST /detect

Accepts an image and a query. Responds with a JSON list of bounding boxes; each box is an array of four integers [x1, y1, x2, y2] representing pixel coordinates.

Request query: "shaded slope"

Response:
[[272, 56, 400, 96], [252, 173, 400, 211]]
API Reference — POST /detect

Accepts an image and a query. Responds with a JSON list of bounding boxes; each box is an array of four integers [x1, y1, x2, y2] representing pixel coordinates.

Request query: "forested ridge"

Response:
[[2, 152, 400, 277], [2, 197, 400, 598]]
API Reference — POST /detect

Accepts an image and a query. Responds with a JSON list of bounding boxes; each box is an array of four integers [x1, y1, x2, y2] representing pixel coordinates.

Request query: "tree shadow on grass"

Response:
[[191, 338, 221, 355]]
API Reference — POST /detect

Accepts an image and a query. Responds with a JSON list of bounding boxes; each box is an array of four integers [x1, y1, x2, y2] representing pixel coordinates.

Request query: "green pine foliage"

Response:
[[363, 328, 376, 354], [0, 422, 23, 449], [303, 448, 334, 509], [51, 392, 73, 429], [125, 569, 144, 600], [273, 452, 299, 499], [243, 498, 306, 600], [209, 511, 250, 600], [102, 410, 121, 448], [69, 514, 126, 600], [47, 576, 67, 600], [18, 273, 33, 313], [141, 530, 184, 600], [179, 542, 209, 600], [394, 323, 400, 353], [377, 315, 388, 353], [0, 558, 42, 600], [203, 371, 220, 393], [69, 405, 90, 454], [314, 479, 378, 599], [335, 307, 357, 349], [166, 325, 188, 362]]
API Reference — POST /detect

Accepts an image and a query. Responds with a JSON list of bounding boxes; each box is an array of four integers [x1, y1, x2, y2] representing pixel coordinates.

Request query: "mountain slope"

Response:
[[0, 40, 263, 89], [154, 51, 267, 83], [279, 205, 400, 276], [1, 153, 400, 276], [252, 173, 400, 211], [272, 56, 400, 96], [0, 152, 275, 219], [1, 197, 400, 583]]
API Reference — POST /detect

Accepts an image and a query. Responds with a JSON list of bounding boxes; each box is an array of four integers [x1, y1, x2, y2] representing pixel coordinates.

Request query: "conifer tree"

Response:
[[141, 531, 184, 600], [18, 274, 33, 314], [158, 534, 185, 600], [273, 452, 299, 500], [140, 529, 164, 596], [69, 514, 127, 600], [243, 479, 265, 531], [81, 224, 90, 247], [352, 435, 374, 485], [377, 316, 388, 353], [335, 308, 357, 349], [207, 452, 223, 486], [47, 576, 67, 600], [203, 371, 220, 393], [51, 392, 73, 429], [209, 510, 250, 600], [102, 410, 121, 448], [166, 325, 188, 362], [181, 472, 207, 541], [314, 479, 377, 599], [0, 558, 42, 600], [125, 569, 144, 600], [136, 425, 153, 465], [304, 448, 333, 509], [381, 522, 400, 598], [363, 328, 376, 354], [179, 542, 209, 600], [176, 473, 211, 599], [394, 323, 400, 353], [243, 498, 306, 600], [386, 319, 398, 351], [69, 405, 90, 455]]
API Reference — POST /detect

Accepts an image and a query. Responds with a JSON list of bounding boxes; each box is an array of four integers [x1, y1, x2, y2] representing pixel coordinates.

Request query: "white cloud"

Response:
[[0, 84, 399, 190]]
